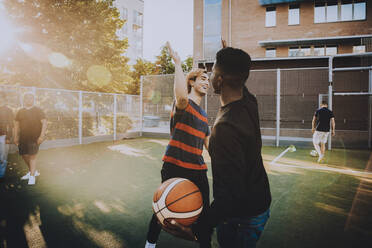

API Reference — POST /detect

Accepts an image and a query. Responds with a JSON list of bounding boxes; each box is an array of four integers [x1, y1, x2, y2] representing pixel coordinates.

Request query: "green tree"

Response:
[[154, 45, 175, 75], [182, 56, 193, 73], [130, 58, 157, 95], [154, 44, 194, 75], [2, 0, 132, 93]]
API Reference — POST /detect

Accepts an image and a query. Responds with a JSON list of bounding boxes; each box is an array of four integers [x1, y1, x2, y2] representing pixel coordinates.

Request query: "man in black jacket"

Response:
[[206, 46, 271, 248], [169, 47, 271, 248]]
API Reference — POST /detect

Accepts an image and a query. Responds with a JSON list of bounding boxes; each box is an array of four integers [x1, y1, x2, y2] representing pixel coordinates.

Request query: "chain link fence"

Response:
[[0, 85, 141, 149], [142, 67, 371, 149], [1, 66, 370, 150], [142, 74, 174, 133]]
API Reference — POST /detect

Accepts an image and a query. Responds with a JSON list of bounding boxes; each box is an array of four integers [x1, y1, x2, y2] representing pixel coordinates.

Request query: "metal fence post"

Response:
[[369, 69, 372, 149], [276, 69, 281, 147], [140, 76, 144, 136], [328, 85, 333, 150], [113, 94, 117, 141], [328, 56, 333, 151], [328, 56, 333, 85], [79, 91, 83, 145]]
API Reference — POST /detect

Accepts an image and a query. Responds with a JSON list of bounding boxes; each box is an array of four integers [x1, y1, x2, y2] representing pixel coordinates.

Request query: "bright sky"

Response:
[[143, 0, 193, 62]]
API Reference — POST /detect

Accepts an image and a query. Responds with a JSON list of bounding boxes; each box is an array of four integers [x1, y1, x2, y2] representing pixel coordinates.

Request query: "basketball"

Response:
[[152, 178, 203, 227], [310, 150, 318, 157]]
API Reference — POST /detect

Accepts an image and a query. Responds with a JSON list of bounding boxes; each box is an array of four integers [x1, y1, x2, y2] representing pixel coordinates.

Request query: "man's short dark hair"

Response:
[[215, 47, 251, 88], [322, 101, 328, 106]]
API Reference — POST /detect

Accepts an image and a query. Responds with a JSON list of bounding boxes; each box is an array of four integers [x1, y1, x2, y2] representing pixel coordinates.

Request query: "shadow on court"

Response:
[[0, 163, 101, 248]]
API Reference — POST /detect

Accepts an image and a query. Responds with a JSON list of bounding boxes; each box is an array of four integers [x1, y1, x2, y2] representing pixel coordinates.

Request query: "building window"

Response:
[[341, 0, 353, 21], [326, 45, 338, 55], [314, 1, 326, 23], [301, 46, 312, 56], [288, 4, 300, 25], [289, 46, 313, 57], [132, 24, 143, 55], [289, 47, 300, 57], [327, 1, 338, 22], [315, 0, 366, 23], [204, 0, 222, 60], [353, 45, 366, 53], [314, 46, 325, 56], [133, 25, 142, 40], [265, 48, 276, 57], [354, 0, 366, 20], [265, 6, 276, 27], [133, 10, 143, 26], [122, 22, 128, 34], [121, 7, 128, 20], [117, 22, 128, 38]]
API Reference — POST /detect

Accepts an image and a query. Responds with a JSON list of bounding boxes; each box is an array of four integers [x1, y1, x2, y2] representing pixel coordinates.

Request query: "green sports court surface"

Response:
[[0, 138, 371, 248]]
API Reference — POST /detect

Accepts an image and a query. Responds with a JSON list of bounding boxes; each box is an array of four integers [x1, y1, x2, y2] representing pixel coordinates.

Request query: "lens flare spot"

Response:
[[19, 42, 51, 63], [48, 52, 70, 68], [87, 65, 112, 87]]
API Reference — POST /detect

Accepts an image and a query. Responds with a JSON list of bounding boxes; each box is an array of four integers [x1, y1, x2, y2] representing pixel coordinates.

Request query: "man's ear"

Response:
[[217, 75, 223, 87]]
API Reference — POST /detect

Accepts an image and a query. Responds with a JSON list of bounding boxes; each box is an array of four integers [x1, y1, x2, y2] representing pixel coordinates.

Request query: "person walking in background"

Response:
[[312, 101, 335, 163], [14, 92, 47, 185], [0, 91, 14, 178]]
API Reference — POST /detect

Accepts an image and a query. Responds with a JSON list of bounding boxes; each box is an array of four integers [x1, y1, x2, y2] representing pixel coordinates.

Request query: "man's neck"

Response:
[[188, 91, 202, 106], [220, 88, 243, 107]]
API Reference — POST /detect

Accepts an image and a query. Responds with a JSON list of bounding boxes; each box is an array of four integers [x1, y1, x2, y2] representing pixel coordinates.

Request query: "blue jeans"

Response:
[[217, 209, 270, 248], [0, 135, 9, 178]]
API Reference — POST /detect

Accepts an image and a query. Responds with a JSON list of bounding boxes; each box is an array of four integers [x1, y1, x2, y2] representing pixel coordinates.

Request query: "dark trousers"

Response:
[[146, 163, 212, 247], [217, 209, 270, 248]]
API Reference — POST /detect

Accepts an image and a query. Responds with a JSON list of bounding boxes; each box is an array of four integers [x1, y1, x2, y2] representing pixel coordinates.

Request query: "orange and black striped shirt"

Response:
[[162, 99, 210, 170]]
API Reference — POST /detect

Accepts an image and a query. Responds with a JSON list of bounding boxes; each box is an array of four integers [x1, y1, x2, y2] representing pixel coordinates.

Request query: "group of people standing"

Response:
[[0, 92, 47, 185]]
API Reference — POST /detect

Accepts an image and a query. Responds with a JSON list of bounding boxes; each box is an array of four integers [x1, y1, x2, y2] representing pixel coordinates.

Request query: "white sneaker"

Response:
[[145, 241, 156, 248], [21, 172, 30, 180], [28, 175, 36, 185], [317, 156, 324, 163], [21, 171, 40, 180]]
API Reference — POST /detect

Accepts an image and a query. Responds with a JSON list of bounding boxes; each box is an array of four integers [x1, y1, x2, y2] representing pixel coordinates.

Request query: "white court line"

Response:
[[269, 145, 296, 166], [270, 161, 372, 177], [268, 145, 372, 177], [270, 147, 292, 165]]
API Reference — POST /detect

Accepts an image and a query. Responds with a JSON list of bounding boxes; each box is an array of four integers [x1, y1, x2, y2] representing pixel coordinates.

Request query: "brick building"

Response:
[[194, 0, 371, 63]]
